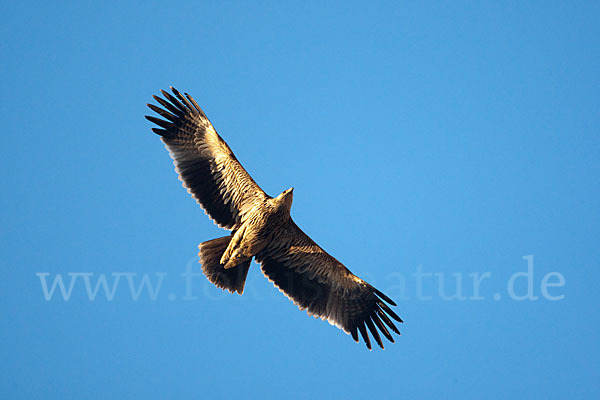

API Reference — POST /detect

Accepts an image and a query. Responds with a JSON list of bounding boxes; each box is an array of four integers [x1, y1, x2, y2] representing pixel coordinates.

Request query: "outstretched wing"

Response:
[[255, 220, 403, 350], [145, 87, 268, 230]]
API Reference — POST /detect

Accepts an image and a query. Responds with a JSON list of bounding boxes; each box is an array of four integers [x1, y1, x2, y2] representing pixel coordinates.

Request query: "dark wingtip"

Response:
[[369, 284, 397, 306], [152, 94, 185, 117], [372, 313, 394, 343], [151, 127, 168, 136], [184, 92, 204, 115], [358, 322, 372, 350], [366, 317, 384, 349], [145, 115, 173, 130], [380, 294, 397, 307], [378, 301, 403, 323], [350, 326, 359, 343], [376, 308, 401, 335]]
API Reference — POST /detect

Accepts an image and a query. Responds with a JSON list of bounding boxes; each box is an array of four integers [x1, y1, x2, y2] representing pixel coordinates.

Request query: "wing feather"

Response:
[[256, 219, 402, 349], [146, 87, 268, 230]]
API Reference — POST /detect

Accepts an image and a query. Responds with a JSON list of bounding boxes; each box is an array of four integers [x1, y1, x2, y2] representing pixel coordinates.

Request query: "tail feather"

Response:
[[198, 236, 251, 295]]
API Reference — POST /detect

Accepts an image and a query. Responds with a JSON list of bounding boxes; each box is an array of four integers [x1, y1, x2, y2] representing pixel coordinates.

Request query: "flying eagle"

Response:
[[146, 87, 403, 349]]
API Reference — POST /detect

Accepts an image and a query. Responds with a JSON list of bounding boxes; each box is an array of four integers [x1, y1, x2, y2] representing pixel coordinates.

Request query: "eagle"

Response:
[[146, 87, 403, 350]]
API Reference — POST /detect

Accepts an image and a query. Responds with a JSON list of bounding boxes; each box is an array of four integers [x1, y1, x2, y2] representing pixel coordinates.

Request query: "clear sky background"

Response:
[[2, 1, 599, 399]]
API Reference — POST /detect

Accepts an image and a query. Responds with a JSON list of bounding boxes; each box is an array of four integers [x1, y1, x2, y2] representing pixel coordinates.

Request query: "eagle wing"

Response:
[[145, 87, 268, 230], [256, 219, 403, 350]]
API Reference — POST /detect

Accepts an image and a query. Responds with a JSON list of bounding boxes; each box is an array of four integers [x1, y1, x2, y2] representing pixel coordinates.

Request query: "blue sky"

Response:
[[2, 1, 599, 398]]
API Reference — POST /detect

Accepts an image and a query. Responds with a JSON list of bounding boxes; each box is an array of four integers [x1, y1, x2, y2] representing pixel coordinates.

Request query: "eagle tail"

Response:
[[198, 236, 251, 295]]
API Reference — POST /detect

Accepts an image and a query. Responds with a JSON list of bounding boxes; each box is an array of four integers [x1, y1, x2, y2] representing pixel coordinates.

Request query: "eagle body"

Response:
[[146, 87, 403, 350], [220, 189, 293, 269]]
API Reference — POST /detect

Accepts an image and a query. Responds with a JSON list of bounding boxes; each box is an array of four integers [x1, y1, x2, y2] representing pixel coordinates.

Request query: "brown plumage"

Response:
[[146, 87, 403, 350]]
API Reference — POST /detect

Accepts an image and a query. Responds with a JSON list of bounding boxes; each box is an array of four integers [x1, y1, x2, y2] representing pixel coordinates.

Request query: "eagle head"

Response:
[[275, 187, 294, 212]]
